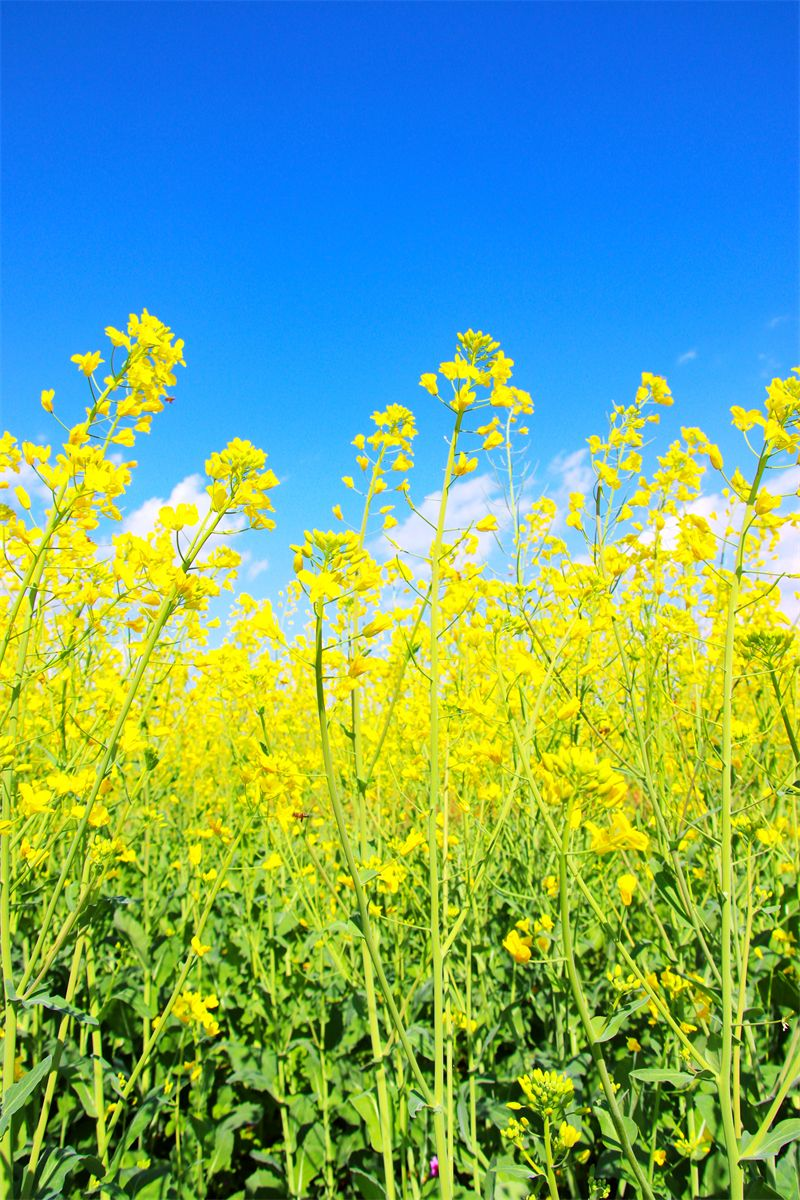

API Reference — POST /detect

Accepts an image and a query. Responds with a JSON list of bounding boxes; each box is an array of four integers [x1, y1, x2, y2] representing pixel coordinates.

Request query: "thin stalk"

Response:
[[558, 808, 655, 1200], [718, 450, 769, 1200], [312, 607, 432, 1104], [19, 937, 85, 1198], [425, 408, 465, 1200], [542, 1117, 560, 1200]]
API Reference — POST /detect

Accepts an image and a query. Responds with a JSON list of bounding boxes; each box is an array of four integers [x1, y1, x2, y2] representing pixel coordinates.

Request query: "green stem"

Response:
[[559, 806, 655, 1200], [542, 1117, 560, 1200], [425, 408, 464, 1200], [19, 937, 85, 1198], [312, 608, 432, 1104], [718, 453, 768, 1200]]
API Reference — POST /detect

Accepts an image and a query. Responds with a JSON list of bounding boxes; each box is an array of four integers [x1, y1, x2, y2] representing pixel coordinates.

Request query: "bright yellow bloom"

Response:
[[503, 928, 532, 964], [617, 873, 638, 906], [475, 514, 498, 532], [559, 1122, 581, 1149], [453, 451, 477, 477], [585, 812, 649, 854], [556, 697, 581, 722], [71, 350, 103, 376]]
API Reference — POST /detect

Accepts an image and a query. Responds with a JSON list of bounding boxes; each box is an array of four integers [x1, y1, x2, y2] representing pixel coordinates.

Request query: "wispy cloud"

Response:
[[677, 349, 698, 365], [542, 448, 593, 533], [122, 474, 211, 538], [546, 447, 592, 497], [245, 556, 270, 580], [758, 351, 782, 379], [640, 468, 800, 619], [121, 474, 248, 564], [766, 314, 791, 330], [373, 472, 508, 572], [4, 460, 53, 514]]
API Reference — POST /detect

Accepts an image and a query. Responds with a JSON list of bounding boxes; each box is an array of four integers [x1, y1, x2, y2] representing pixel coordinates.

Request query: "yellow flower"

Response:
[[395, 829, 426, 856], [70, 351, 103, 377], [191, 935, 211, 957], [18, 783, 52, 817], [556, 697, 581, 722], [362, 614, 393, 638], [297, 569, 343, 604], [105, 325, 132, 349], [453, 451, 477, 477], [559, 1121, 581, 1149], [419, 373, 438, 395], [503, 928, 532, 964], [518, 1069, 574, 1117], [21, 839, 48, 870], [617, 873, 638, 906], [475, 515, 499, 532], [707, 444, 723, 470], [14, 485, 31, 511], [585, 812, 649, 854]]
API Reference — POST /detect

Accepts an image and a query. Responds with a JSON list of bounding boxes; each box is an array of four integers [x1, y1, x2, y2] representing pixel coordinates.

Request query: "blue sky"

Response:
[[2, 1, 797, 595]]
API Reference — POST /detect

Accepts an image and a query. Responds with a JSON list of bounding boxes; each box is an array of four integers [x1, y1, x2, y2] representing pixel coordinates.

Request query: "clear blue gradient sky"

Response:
[[2, 1, 798, 591]]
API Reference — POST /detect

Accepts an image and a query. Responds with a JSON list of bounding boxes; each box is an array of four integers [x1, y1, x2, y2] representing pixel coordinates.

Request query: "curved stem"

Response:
[[558, 806, 655, 1200]]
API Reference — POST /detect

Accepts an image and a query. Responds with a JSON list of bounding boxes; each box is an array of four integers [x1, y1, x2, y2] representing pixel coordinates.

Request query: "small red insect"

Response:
[[292, 811, 312, 821], [164, 396, 175, 404]]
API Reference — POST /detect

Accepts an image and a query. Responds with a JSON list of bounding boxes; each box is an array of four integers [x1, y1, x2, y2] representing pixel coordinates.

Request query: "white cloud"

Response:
[[375, 471, 509, 571], [640, 470, 800, 620], [767, 315, 791, 330], [4, 460, 53, 513], [122, 473, 210, 538], [540, 448, 593, 534], [546, 448, 592, 498], [245, 556, 270, 580], [677, 349, 698, 365]]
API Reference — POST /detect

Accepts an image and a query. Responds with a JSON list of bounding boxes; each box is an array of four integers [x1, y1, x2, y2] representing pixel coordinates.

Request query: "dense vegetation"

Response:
[[1, 315, 799, 1198]]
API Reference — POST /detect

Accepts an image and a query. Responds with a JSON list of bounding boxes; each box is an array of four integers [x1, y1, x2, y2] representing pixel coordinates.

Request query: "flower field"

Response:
[[1, 313, 799, 1199]]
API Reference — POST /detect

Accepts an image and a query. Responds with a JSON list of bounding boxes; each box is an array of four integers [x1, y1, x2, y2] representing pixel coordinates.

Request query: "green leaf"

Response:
[[350, 1089, 384, 1152], [208, 1124, 235, 1179], [20, 991, 98, 1027], [408, 1090, 427, 1118], [351, 1168, 387, 1199], [72, 1079, 98, 1119], [653, 868, 705, 931], [113, 910, 149, 968], [102, 1090, 168, 1183], [591, 996, 649, 1043], [740, 1119, 800, 1161], [207, 1103, 261, 1178], [294, 1146, 320, 1195], [630, 1068, 695, 1088], [38, 1145, 104, 1200], [595, 1105, 639, 1152], [0, 1053, 53, 1136], [245, 1166, 285, 1195]]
